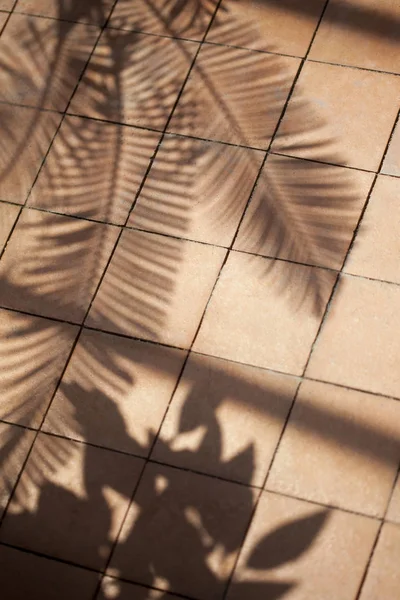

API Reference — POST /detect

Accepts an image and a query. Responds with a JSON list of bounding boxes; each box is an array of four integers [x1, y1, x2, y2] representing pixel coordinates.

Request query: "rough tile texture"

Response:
[[359, 523, 400, 600], [99, 578, 184, 600], [382, 120, 400, 176], [306, 275, 400, 398], [15, 0, 115, 25], [267, 380, 400, 516], [0, 202, 19, 251], [387, 475, 400, 524], [227, 492, 379, 600]]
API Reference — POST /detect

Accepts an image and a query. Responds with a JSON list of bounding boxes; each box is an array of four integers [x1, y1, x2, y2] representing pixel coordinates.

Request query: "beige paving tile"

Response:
[[29, 116, 160, 225], [0, 105, 61, 203], [43, 328, 186, 456], [129, 135, 263, 246], [0, 14, 99, 111], [227, 492, 379, 600], [193, 252, 335, 375], [0, 208, 120, 322], [267, 380, 400, 517], [0, 0, 14, 9], [99, 578, 183, 600], [0, 434, 144, 569], [208, 0, 326, 57], [109, 462, 255, 599], [272, 61, 400, 171], [345, 176, 400, 283], [0, 309, 78, 427], [306, 275, 400, 398], [16, 0, 114, 25], [382, 119, 400, 177], [0, 11, 8, 26], [310, 0, 400, 73], [0, 422, 35, 517], [153, 353, 298, 486], [387, 474, 400, 524], [109, 0, 215, 40], [0, 545, 99, 600], [235, 154, 373, 269], [70, 31, 198, 129], [86, 228, 226, 348], [168, 43, 300, 148], [359, 523, 400, 600], [0, 202, 19, 251]]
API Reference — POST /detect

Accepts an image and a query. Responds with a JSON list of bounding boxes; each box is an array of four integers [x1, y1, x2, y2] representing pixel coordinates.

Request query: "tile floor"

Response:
[[0, 1, 399, 599]]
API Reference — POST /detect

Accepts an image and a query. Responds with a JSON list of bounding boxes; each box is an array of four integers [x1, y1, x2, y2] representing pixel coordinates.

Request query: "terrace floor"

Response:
[[0, 1, 399, 599]]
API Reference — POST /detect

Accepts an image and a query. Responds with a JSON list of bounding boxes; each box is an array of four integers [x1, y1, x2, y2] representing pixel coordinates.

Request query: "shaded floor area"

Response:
[[0, 0, 400, 598]]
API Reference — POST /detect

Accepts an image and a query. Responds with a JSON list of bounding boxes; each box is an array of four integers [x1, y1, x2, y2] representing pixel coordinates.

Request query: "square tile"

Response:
[[0, 309, 78, 427], [109, 463, 255, 599], [0, 105, 61, 203], [267, 380, 400, 517], [345, 176, 400, 283], [86, 228, 226, 348], [0, 208, 120, 322], [0, 422, 35, 517], [0, 0, 14, 9], [0, 545, 99, 600], [387, 474, 400, 524], [153, 353, 298, 486], [306, 275, 400, 398], [29, 116, 160, 225], [193, 252, 335, 375], [0, 202, 19, 251], [16, 0, 115, 25], [129, 135, 264, 246], [208, 0, 326, 57], [168, 43, 300, 148], [99, 578, 183, 600], [0, 14, 99, 110], [382, 119, 400, 176], [109, 0, 215, 40], [359, 523, 400, 600], [43, 328, 186, 455], [234, 154, 373, 269], [309, 0, 400, 73], [70, 31, 198, 129], [272, 61, 400, 170], [0, 435, 144, 569], [227, 492, 379, 600]]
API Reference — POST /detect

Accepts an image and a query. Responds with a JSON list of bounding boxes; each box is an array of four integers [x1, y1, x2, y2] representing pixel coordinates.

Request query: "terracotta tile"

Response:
[[0, 105, 61, 203], [0, 0, 13, 9], [43, 328, 186, 456], [387, 474, 400, 524], [29, 116, 160, 225], [227, 492, 379, 600], [168, 43, 300, 148], [99, 578, 183, 600], [109, 0, 215, 41], [0, 11, 8, 25], [129, 135, 263, 246], [0, 434, 144, 569], [310, 0, 400, 73], [86, 228, 226, 348], [16, 0, 115, 25], [306, 275, 400, 398], [153, 353, 298, 486], [267, 380, 400, 517], [109, 463, 255, 599], [0, 545, 99, 600], [70, 31, 198, 129], [272, 61, 400, 171], [235, 154, 373, 268], [0, 208, 120, 322], [0, 422, 35, 517], [359, 523, 400, 600], [345, 176, 400, 283], [0, 203, 19, 251], [208, 0, 326, 57], [193, 252, 335, 375], [382, 119, 400, 177], [0, 309, 78, 427], [0, 14, 99, 111]]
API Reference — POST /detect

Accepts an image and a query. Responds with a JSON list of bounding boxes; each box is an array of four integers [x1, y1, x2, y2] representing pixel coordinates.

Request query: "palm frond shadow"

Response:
[[0, 1, 397, 598]]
